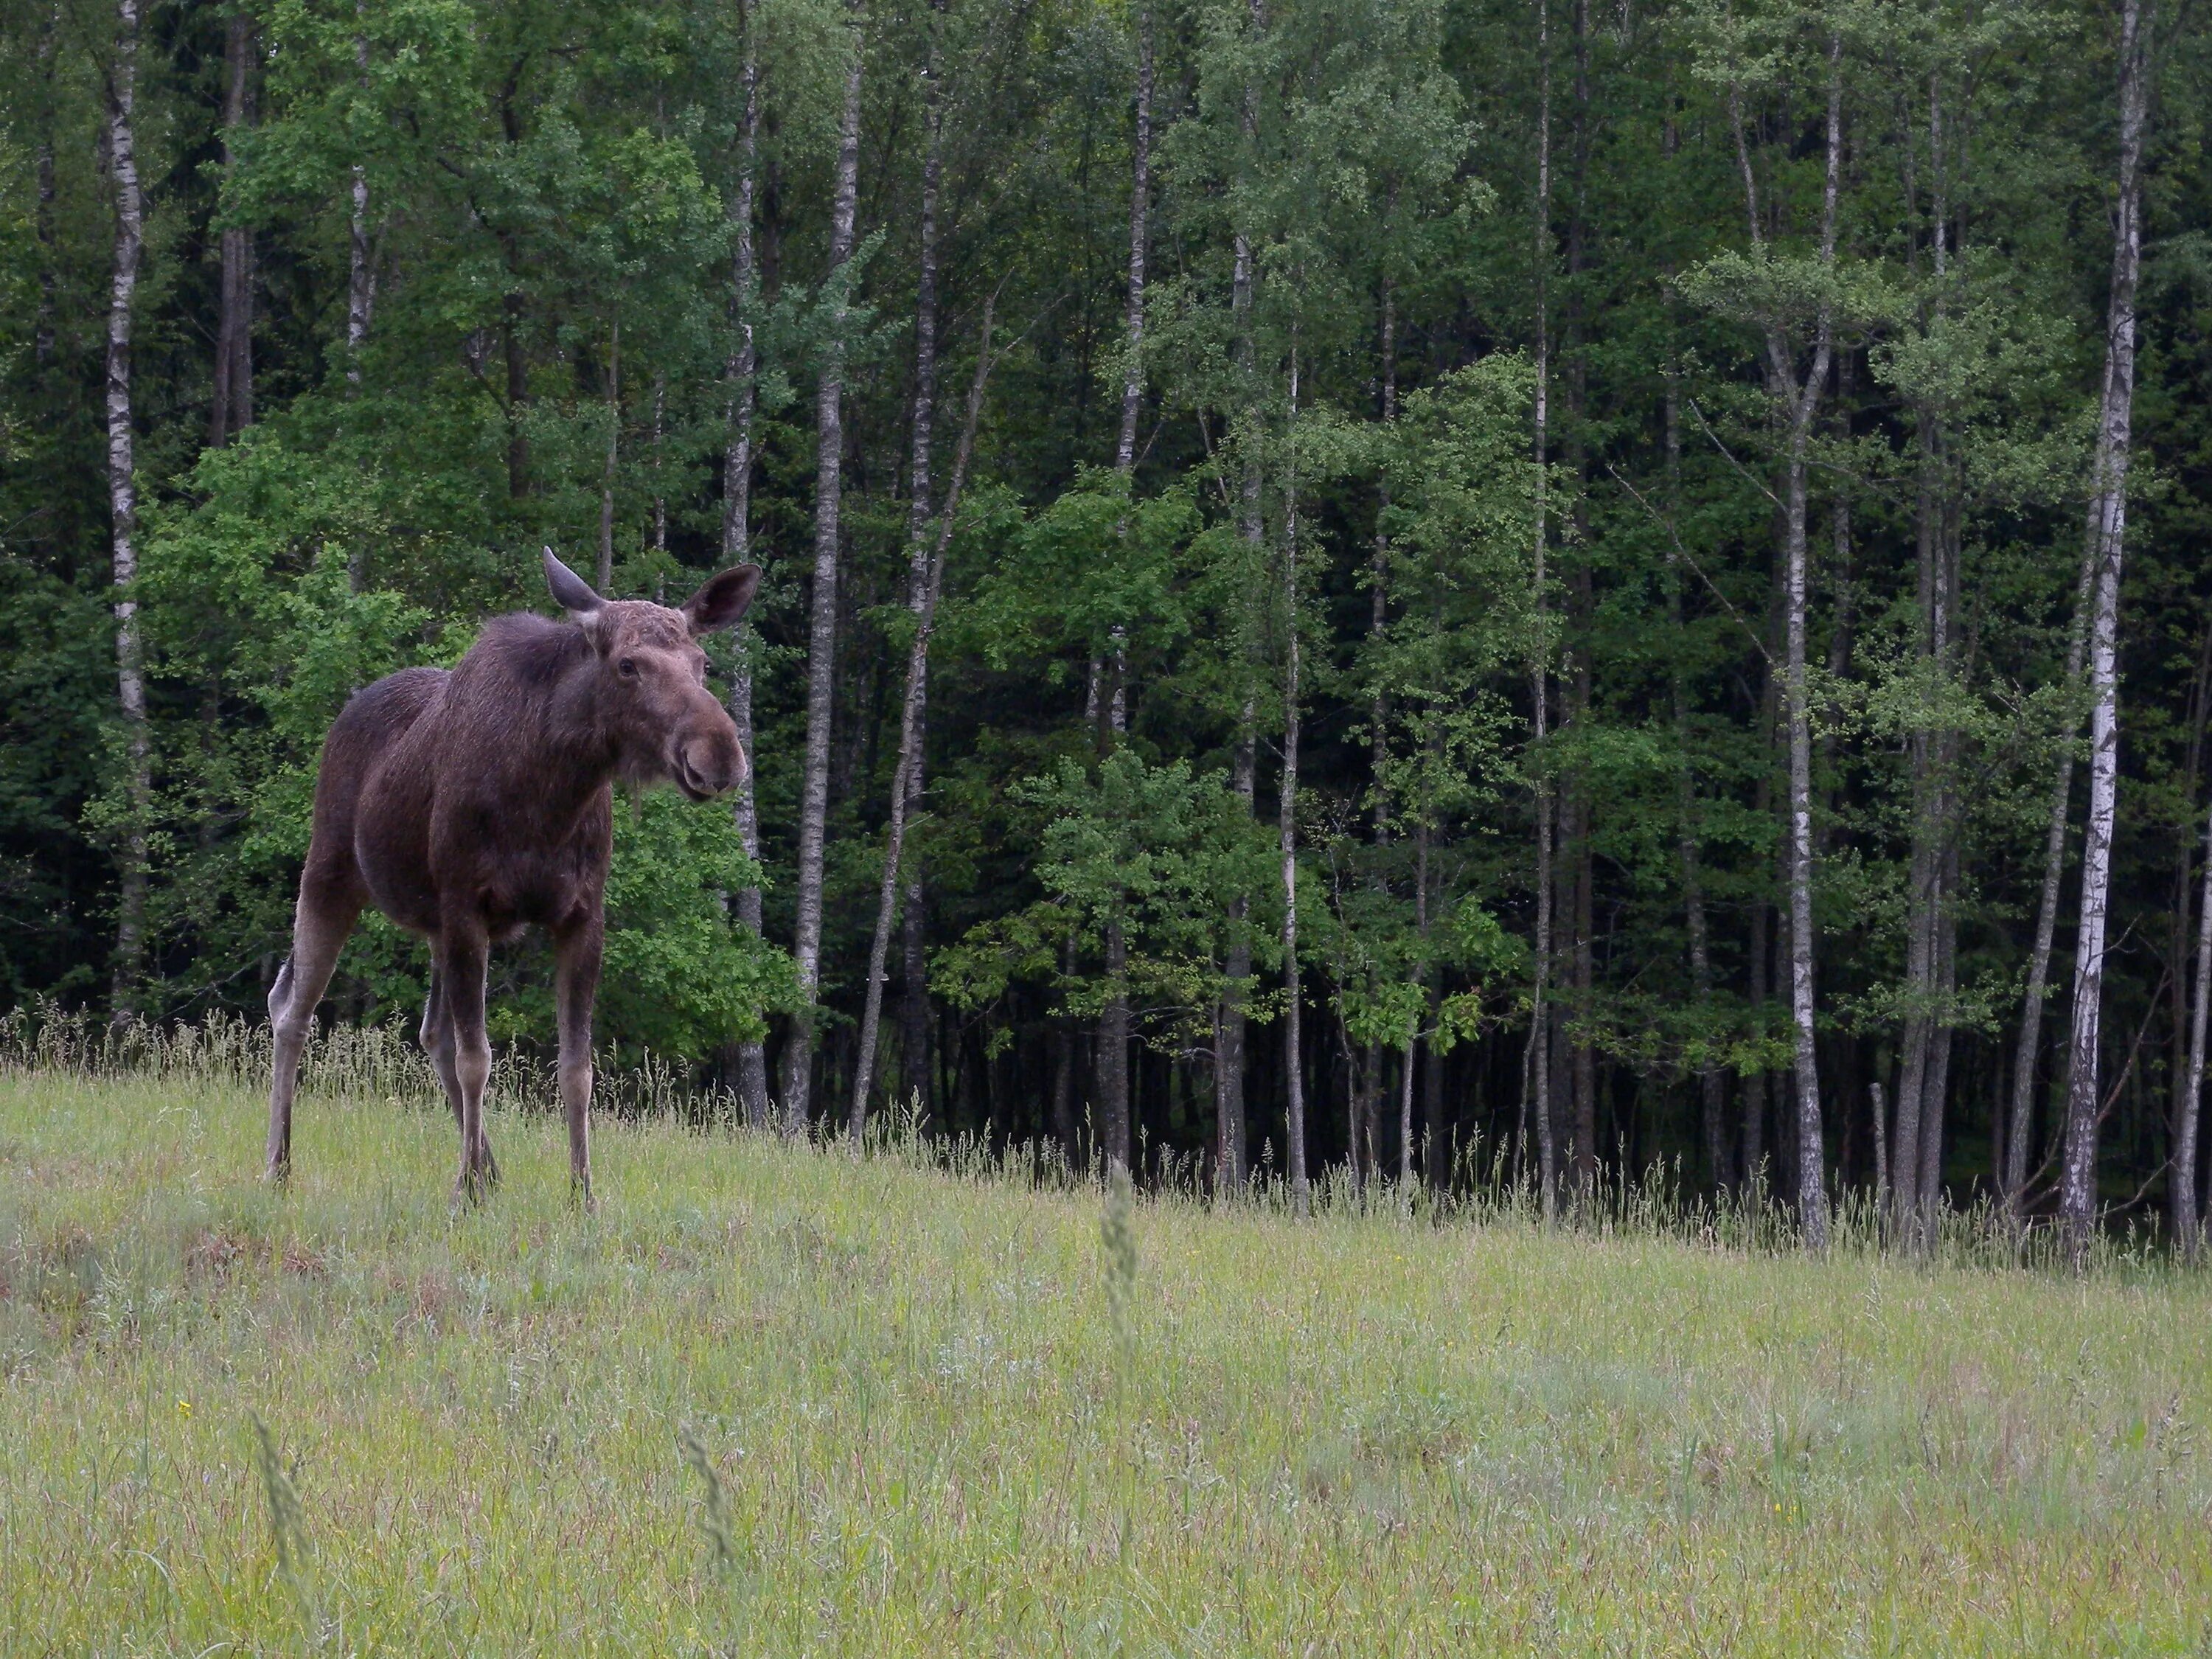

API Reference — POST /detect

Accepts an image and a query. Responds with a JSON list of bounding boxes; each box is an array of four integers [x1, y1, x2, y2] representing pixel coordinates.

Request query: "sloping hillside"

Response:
[[2, 1071, 2206, 1654]]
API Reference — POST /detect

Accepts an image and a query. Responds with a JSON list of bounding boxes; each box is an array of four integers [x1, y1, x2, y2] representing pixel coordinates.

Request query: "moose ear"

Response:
[[543, 547, 604, 618], [683, 563, 763, 636]]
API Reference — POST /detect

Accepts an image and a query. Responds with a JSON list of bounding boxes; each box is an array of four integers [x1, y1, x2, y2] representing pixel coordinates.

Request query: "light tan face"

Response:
[[587, 602, 745, 800], [542, 550, 762, 799]]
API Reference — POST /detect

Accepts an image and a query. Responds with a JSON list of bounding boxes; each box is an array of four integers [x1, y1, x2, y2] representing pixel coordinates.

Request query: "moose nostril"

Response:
[[682, 739, 737, 794]]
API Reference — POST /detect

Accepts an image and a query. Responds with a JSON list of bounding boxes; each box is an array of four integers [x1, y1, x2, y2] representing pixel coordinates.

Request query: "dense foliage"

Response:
[[4, 0, 2211, 1241]]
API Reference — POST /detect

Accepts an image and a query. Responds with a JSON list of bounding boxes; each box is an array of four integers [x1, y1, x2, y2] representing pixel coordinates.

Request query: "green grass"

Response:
[[2, 1051, 2210, 1655]]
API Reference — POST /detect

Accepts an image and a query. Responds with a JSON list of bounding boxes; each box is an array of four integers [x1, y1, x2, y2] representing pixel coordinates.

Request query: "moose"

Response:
[[265, 549, 762, 1206]]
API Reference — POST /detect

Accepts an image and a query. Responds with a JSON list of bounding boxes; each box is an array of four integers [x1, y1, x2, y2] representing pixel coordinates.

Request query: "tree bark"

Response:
[[1093, 1, 1152, 1177], [211, 4, 254, 447], [1370, 278, 1395, 843], [850, 31, 944, 1140], [2164, 621, 2212, 1240], [1564, 0, 1597, 1211], [2004, 543, 2097, 1211], [2059, 0, 2152, 1259], [2177, 796, 2212, 1259], [780, 10, 864, 1134], [723, 3, 771, 1130], [1889, 74, 1962, 1249], [1726, 38, 1841, 1248], [1215, 6, 1263, 1194], [1217, 725, 1253, 1190], [1664, 375, 1728, 1192], [346, 35, 374, 392], [597, 314, 619, 592], [1524, 0, 1557, 1220], [1281, 344, 1309, 1217], [851, 284, 996, 1153], [106, 0, 149, 1021]]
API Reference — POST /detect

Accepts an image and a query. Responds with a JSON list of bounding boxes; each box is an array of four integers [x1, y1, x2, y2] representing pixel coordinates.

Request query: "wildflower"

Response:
[[175, 1399, 193, 1419]]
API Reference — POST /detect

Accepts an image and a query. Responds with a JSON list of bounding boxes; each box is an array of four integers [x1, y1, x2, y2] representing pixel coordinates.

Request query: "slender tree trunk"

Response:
[[1093, 1, 1152, 1178], [1281, 344, 1308, 1217], [504, 285, 528, 495], [1871, 1077, 1889, 1208], [722, 5, 772, 1130], [2177, 797, 2212, 1259], [341, 29, 374, 585], [1564, 0, 1597, 1211], [2060, 0, 2152, 1260], [1218, 727, 1253, 1189], [1727, 40, 1840, 1248], [106, 0, 148, 1021], [211, 5, 254, 447], [1665, 376, 1728, 1191], [2006, 546, 2097, 1211], [34, 13, 58, 369], [1371, 277, 1395, 842], [1891, 77, 1962, 1248], [781, 13, 864, 1134], [1216, 8, 1262, 1193], [346, 37, 374, 392], [898, 10, 955, 1122], [2165, 622, 2212, 1239], [851, 35, 944, 1138], [598, 315, 620, 591], [1402, 816, 1427, 1191], [851, 297, 998, 1150], [1524, 0, 1558, 1220], [650, 375, 667, 560]]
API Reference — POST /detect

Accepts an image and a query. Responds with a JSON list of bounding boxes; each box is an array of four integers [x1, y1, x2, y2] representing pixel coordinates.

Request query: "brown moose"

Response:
[[265, 549, 762, 1206]]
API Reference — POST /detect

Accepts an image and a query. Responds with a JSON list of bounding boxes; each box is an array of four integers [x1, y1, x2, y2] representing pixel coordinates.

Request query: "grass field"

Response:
[[2, 1044, 2210, 1655]]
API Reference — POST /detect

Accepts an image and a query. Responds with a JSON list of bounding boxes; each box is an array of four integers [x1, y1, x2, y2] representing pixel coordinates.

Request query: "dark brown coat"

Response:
[[266, 550, 761, 1203]]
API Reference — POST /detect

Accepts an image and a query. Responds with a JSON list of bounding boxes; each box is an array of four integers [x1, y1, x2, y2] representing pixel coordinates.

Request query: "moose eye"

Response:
[[617, 656, 639, 679]]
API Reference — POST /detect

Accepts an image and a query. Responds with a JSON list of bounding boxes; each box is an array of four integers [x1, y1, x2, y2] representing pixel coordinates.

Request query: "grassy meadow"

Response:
[[2, 1035, 2209, 1655]]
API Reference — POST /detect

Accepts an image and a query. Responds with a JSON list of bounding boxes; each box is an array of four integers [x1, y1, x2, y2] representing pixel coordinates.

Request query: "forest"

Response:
[[3, 0, 2209, 1251]]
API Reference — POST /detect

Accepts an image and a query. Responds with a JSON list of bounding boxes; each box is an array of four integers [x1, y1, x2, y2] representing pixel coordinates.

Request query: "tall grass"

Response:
[[1, 1032, 2208, 1652], [2, 1005, 2171, 1279]]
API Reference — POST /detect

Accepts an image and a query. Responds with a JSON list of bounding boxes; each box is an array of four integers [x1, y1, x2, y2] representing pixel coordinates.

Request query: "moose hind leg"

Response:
[[265, 883, 360, 1183], [554, 917, 604, 1210], [420, 965, 467, 1132]]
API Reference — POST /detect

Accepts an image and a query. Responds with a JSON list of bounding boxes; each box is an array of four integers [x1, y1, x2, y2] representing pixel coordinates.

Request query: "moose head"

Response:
[[542, 546, 762, 800]]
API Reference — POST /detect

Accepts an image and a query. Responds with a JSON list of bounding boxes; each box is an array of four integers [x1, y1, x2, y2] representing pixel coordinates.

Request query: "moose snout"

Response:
[[674, 728, 745, 799]]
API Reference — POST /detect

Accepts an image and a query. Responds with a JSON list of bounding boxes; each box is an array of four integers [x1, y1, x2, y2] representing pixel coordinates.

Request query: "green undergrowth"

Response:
[[1, 1056, 2208, 1655]]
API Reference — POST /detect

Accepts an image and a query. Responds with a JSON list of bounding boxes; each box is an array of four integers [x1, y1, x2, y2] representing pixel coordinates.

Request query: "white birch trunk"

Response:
[[1525, 0, 1557, 1217], [2059, 0, 2152, 1257], [1281, 345, 1308, 1217], [106, 0, 149, 1021], [2176, 799, 2212, 1258], [212, 6, 254, 446], [723, 2, 772, 1130], [852, 61, 951, 1138], [2003, 543, 2096, 1210], [780, 13, 864, 1133]]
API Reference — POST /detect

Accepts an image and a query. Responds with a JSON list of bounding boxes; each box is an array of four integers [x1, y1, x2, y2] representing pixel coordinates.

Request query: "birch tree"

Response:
[[780, 4, 865, 1133], [2059, 0, 2154, 1259], [105, 0, 149, 1018], [1685, 7, 1847, 1248], [723, 0, 773, 1130]]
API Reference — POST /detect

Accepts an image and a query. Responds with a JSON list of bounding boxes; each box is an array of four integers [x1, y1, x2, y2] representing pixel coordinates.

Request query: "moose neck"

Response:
[[502, 642, 630, 832]]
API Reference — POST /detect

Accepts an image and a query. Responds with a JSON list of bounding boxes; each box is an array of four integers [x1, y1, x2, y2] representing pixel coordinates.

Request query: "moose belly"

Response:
[[472, 866, 596, 942]]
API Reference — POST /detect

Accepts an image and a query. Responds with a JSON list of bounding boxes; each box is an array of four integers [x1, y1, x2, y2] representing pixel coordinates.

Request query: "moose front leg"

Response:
[[437, 922, 495, 1204], [554, 917, 604, 1210], [265, 881, 360, 1184]]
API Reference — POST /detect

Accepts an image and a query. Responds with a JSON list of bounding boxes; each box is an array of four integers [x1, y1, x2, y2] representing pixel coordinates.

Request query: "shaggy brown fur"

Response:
[[265, 550, 762, 1205]]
